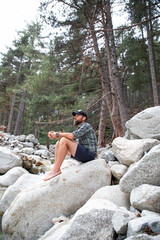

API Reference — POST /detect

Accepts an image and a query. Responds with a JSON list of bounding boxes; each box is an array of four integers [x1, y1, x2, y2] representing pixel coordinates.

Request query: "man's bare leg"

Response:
[[44, 137, 77, 181], [54, 140, 60, 165]]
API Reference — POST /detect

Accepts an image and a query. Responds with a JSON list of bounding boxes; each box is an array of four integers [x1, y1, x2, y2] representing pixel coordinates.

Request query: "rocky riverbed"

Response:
[[0, 106, 160, 240]]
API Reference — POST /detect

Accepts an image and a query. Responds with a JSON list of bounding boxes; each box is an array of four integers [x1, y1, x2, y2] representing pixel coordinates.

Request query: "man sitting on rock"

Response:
[[44, 110, 97, 181]]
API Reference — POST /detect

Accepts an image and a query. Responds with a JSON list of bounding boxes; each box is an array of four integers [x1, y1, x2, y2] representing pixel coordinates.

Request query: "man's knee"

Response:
[[59, 137, 68, 145], [55, 139, 68, 150]]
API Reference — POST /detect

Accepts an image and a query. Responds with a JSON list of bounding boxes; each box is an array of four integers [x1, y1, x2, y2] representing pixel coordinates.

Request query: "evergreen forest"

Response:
[[0, 0, 160, 146]]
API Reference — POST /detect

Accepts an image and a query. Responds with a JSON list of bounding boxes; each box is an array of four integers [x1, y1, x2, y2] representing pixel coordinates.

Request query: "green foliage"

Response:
[[116, 29, 150, 92]]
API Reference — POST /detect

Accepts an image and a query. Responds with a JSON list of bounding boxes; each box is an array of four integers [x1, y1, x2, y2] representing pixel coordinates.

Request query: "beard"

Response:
[[74, 118, 83, 126], [74, 120, 81, 126]]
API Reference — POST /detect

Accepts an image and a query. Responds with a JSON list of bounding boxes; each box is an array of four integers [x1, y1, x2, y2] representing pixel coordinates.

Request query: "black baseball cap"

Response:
[[72, 110, 87, 120]]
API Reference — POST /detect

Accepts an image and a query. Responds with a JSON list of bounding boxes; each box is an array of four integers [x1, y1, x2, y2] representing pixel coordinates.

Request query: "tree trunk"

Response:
[[102, 15, 123, 137], [105, 0, 128, 133], [89, 17, 124, 139], [145, 1, 159, 106], [7, 58, 23, 133], [88, 21, 112, 118], [7, 94, 16, 133], [98, 95, 107, 147], [14, 90, 27, 135]]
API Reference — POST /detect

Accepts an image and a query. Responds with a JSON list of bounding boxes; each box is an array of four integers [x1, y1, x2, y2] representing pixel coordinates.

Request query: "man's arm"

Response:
[[48, 131, 74, 141]]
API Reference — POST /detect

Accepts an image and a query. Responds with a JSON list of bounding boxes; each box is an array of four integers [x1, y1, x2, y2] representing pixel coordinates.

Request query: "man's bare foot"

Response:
[[43, 170, 62, 181]]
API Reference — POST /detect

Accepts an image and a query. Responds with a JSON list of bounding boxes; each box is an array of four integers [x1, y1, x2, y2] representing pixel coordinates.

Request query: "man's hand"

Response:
[[48, 131, 74, 141]]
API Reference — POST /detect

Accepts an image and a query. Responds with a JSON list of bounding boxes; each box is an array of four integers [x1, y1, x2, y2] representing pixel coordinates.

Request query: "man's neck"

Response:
[[77, 121, 85, 127]]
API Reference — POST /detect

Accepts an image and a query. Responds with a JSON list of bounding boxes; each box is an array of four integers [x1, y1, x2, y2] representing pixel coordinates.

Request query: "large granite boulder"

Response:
[[119, 145, 160, 193], [0, 159, 82, 214], [112, 137, 159, 166], [130, 184, 160, 213], [2, 159, 111, 240], [90, 185, 130, 210], [125, 106, 160, 140], [39, 199, 118, 240], [0, 173, 43, 213], [0, 147, 22, 174], [0, 167, 28, 187]]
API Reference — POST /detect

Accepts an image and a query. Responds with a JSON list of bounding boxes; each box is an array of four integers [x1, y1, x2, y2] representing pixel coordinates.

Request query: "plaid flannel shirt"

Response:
[[73, 122, 97, 155]]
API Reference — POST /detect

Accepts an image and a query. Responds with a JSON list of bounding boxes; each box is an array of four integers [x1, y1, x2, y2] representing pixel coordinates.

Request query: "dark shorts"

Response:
[[72, 144, 96, 163]]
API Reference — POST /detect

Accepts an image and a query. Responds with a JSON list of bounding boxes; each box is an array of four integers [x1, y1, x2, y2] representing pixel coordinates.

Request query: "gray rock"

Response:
[[97, 145, 110, 154], [97, 147, 108, 154], [107, 160, 119, 168], [61, 159, 80, 170], [0, 167, 28, 187], [0, 187, 7, 215], [39, 199, 118, 240], [130, 184, 160, 213], [110, 163, 128, 181], [149, 144, 160, 153], [127, 215, 160, 237], [38, 220, 69, 240], [10, 139, 19, 147], [0, 187, 7, 202], [90, 185, 130, 210], [29, 154, 42, 162], [17, 143, 24, 149], [112, 207, 135, 234], [99, 149, 115, 162], [141, 210, 160, 218], [11, 147, 21, 153], [37, 145, 48, 150], [2, 159, 111, 240], [22, 142, 34, 148], [125, 106, 160, 140], [0, 173, 42, 213], [0, 146, 22, 174], [112, 137, 159, 166], [16, 135, 26, 142], [119, 147, 160, 193], [21, 147, 35, 155], [26, 134, 39, 144], [125, 233, 160, 239], [129, 206, 141, 216], [34, 149, 49, 158]]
